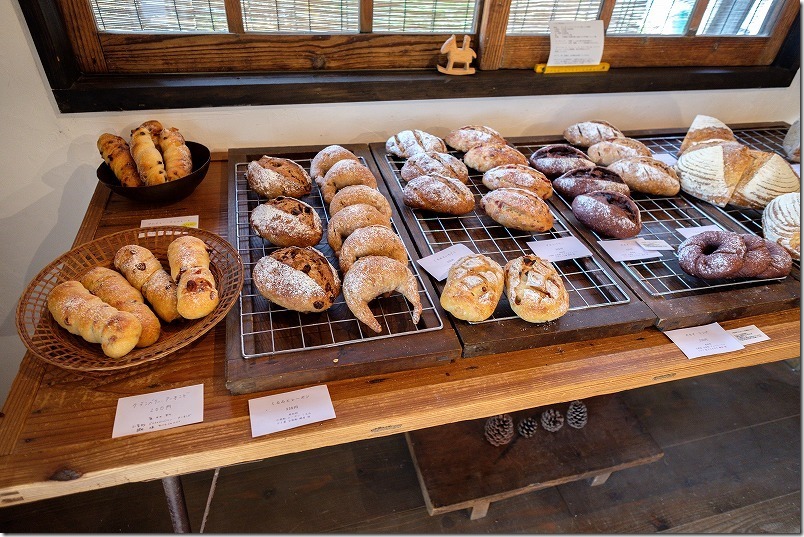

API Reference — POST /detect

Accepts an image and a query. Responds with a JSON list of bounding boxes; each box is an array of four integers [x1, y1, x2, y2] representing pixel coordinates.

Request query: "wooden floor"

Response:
[[0, 361, 800, 533]]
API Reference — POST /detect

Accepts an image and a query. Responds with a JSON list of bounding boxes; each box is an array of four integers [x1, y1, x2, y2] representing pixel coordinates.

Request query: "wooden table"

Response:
[[0, 154, 799, 529]]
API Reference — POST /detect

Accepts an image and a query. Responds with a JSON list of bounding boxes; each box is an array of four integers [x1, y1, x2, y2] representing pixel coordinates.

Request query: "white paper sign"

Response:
[[112, 384, 204, 438], [141, 215, 199, 228], [664, 322, 745, 359], [635, 238, 674, 251], [792, 163, 800, 177], [547, 21, 605, 67], [597, 239, 664, 262], [676, 225, 722, 239], [527, 236, 593, 262], [416, 244, 475, 281], [653, 153, 678, 166], [727, 325, 770, 345], [248, 385, 336, 438]]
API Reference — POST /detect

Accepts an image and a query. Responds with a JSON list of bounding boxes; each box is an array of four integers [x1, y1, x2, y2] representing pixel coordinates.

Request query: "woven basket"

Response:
[[16, 226, 243, 373]]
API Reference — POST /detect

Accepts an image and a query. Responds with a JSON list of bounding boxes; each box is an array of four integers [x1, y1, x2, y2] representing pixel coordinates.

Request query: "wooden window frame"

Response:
[[19, 0, 800, 113]]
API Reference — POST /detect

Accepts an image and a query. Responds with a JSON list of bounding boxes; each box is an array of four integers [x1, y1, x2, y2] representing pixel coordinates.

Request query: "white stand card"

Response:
[[597, 239, 664, 262], [527, 236, 592, 262], [547, 21, 605, 67], [416, 244, 475, 281], [248, 385, 336, 438], [676, 225, 722, 239], [652, 153, 678, 166], [141, 215, 199, 228], [664, 322, 745, 359], [112, 384, 204, 438], [727, 325, 770, 345]]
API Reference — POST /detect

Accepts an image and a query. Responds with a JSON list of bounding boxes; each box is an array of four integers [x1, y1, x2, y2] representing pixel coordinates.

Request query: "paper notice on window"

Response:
[[547, 21, 605, 67]]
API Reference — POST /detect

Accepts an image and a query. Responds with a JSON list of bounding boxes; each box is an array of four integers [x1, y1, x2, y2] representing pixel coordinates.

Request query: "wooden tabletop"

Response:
[[0, 154, 799, 507]]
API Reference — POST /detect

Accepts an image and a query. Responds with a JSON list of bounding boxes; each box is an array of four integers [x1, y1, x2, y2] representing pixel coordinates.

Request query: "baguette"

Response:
[[130, 126, 167, 186], [158, 127, 193, 181], [167, 236, 220, 319], [80, 267, 161, 347], [47, 280, 142, 358], [97, 134, 141, 187]]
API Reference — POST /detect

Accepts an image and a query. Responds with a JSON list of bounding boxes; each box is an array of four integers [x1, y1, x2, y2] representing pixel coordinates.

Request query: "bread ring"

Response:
[[310, 145, 360, 180], [755, 239, 792, 279], [342, 256, 422, 333], [326, 203, 391, 254], [329, 185, 392, 219], [339, 225, 407, 273], [318, 160, 378, 204], [677, 230, 747, 279], [731, 234, 771, 278]]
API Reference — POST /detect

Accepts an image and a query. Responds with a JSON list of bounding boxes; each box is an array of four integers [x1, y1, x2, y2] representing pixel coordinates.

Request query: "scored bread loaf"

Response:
[[552, 167, 630, 199], [763, 192, 800, 260], [402, 173, 475, 215], [80, 267, 161, 348], [386, 130, 447, 158], [47, 280, 142, 359], [130, 126, 168, 186], [676, 141, 753, 206], [528, 144, 595, 179], [114, 244, 181, 323], [480, 187, 553, 232], [607, 156, 680, 196], [677, 115, 736, 156], [444, 125, 506, 152], [167, 236, 220, 320], [400, 151, 469, 183], [252, 247, 340, 312], [97, 134, 141, 187], [250, 196, 323, 247], [247, 156, 312, 199], [440, 254, 504, 322], [504, 255, 569, 323], [158, 127, 193, 181], [463, 143, 528, 172], [729, 151, 800, 209], [481, 164, 552, 199], [587, 137, 651, 166], [563, 120, 624, 148]]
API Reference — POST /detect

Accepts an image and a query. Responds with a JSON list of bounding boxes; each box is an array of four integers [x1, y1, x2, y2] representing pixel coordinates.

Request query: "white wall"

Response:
[[1, 1, 799, 404]]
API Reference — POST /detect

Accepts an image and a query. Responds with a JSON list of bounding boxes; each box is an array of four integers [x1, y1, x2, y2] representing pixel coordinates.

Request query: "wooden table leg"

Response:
[[162, 475, 191, 533]]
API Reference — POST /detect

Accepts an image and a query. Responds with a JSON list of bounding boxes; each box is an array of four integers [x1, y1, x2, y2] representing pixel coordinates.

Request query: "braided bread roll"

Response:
[[80, 267, 161, 347], [167, 236, 220, 319], [114, 244, 181, 323], [158, 127, 193, 181], [97, 134, 141, 187], [130, 126, 167, 186], [47, 280, 142, 358]]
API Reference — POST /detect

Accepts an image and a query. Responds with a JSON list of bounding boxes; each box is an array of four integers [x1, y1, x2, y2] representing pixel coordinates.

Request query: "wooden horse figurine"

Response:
[[437, 35, 476, 75]]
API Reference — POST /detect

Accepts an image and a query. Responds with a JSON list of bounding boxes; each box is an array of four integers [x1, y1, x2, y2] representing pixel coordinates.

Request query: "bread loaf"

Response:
[[317, 160, 378, 204], [140, 269, 181, 323], [480, 188, 553, 232], [158, 127, 193, 181], [310, 145, 360, 180], [402, 173, 475, 215], [80, 267, 160, 348], [167, 236, 220, 319], [247, 156, 312, 199], [783, 120, 800, 162], [444, 125, 506, 152], [326, 203, 392, 254], [607, 156, 681, 196], [130, 126, 168, 186], [97, 134, 141, 187], [252, 247, 340, 313], [250, 196, 323, 247], [400, 152, 469, 183], [463, 143, 528, 172], [504, 255, 569, 323], [132, 120, 164, 146], [114, 244, 180, 323], [587, 137, 651, 166], [339, 225, 408, 273], [678, 115, 736, 156], [439, 254, 504, 322], [676, 142, 752, 206], [528, 144, 595, 179], [329, 185, 392, 219], [563, 120, 624, 148], [386, 130, 447, 158], [552, 167, 630, 199], [729, 152, 800, 209], [342, 256, 422, 333], [763, 192, 800, 260], [47, 280, 142, 359], [571, 191, 642, 238], [481, 164, 552, 199]]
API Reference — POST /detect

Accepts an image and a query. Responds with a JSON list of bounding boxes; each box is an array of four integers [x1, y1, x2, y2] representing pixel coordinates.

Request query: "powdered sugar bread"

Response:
[[167, 236, 220, 319], [329, 185, 392, 219], [563, 120, 624, 148], [553, 166, 630, 199], [762, 192, 800, 260], [326, 203, 392, 254], [250, 196, 323, 247], [246, 156, 312, 199], [587, 137, 651, 166], [528, 144, 595, 179], [482, 164, 553, 199], [386, 130, 447, 158], [310, 145, 360, 180], [400, 151, 469, 183], [677, 231, 746, 279], [464, 143, 528, 172], [607, 156, 680, 196], [402, 173, 475, 215], [342, 255, 422, 333], [440, 254, 504, 322], [318, 160, 378, 204], [444, 125, 506, 152], [480, 187, 553, 232], [504, 255, 569, 323], [252, 247, 340, 313], [571, 191, 641, 238], [339, 225, 408, 274]]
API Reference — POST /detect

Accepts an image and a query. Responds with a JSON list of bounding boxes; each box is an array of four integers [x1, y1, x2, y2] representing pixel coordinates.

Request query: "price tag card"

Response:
[[635, 238, 674, 251], [248, 385, 336, 438], [653, 153, 678, 166], [676, 225, 722, 239], [141, 215, 199, 228], [547, 21, 605, 67], [112, 384, 204, 438], [727, 325, 770, 345], [792, 163, 800, 177], [416, 244, 475, 281], [597, 239, 664, 262], [527, 236, 592, 262], [664, 322, 745, 359]]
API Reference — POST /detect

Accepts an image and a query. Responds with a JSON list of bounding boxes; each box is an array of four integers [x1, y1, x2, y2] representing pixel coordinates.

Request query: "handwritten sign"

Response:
[[248, 385, 336, 438], [635, 238, 674, 251], [727, 325, 770, 345], [527, 236, 592, 262], [416, 244, 475, 281], [597, 239, 664, 262], [112, 384, 204, 438], [547, 21, 605, 67], [664, 322, 745, 359]]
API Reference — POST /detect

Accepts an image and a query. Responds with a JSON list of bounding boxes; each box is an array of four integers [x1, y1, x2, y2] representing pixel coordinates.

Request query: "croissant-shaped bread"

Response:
[[47, 280, 142, 358], [130, 126, 167, 186], [158, 127, 193, 181], [97, 134, 141, 187]]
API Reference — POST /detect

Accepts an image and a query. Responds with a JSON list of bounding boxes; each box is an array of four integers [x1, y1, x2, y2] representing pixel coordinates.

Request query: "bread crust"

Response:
[[480, 188, 553, 232], [463, 143, 528, 172], [247, 156, 312, 199], [504, 255, 569, 323], [481, 164, 552, 199], [440, 254, 504, 322], [402, 173, 475, 215], [250, 197, 323, 247], [252, 247, 340, 312]]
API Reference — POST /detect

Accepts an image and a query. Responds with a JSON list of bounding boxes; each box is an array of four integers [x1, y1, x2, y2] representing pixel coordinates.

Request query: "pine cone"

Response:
[[484, 414, 515, 446], [540, 408, 564, 432], [517, 416, 539, 438], [566, 400, 588, 429]]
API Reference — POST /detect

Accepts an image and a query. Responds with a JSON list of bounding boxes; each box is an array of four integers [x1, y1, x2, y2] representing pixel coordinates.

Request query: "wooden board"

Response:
[[225, 144, 462, 394], [405, 393, 663, 518], [369, 143, 657, 357]]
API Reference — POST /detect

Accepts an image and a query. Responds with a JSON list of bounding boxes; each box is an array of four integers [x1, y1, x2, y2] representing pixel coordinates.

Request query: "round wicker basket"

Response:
[[16, 226, 243, 373]]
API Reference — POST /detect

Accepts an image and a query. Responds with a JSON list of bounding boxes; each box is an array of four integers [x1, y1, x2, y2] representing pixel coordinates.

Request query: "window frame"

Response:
[[19, 0, 801, 113]]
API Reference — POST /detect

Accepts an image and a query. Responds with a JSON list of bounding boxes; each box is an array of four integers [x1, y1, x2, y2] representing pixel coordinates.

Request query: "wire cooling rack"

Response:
[[232, 153, 442, 359], [513, 126, 797, 298], [377, 151, 632, 323]]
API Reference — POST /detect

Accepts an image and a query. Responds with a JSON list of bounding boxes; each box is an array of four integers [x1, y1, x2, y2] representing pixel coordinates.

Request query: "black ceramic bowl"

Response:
[[96, 141, 211, 204]]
